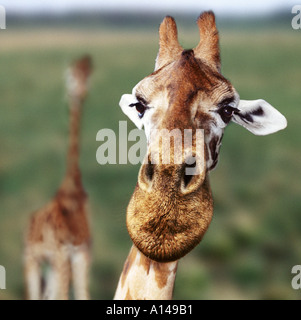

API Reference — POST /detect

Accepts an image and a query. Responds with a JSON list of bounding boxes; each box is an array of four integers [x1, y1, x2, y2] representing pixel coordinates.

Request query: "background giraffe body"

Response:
[[24, 56, 92, 300]]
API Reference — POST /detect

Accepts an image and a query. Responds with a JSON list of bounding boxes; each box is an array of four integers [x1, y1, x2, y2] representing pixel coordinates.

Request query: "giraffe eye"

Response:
[[222, 106, 235, 117], [129, 102, 147, 119], [218, 106, 238, 124]]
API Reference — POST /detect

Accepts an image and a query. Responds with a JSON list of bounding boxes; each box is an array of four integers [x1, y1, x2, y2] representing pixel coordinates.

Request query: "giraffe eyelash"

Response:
[[130, 102, 147, 118], [129, 94, 153, 119], [129, 97, 150, 119]]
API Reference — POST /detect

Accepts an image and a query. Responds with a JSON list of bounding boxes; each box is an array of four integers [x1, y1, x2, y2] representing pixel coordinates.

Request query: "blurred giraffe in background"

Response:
[[24, 55, 93, 300]]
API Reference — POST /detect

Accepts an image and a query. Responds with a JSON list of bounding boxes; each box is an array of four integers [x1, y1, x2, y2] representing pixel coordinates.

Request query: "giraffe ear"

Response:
[[194, 11, 221, 72], [232, 99, 287, 135], [155, 16, 183, 70], [119, 94, 143, 129]]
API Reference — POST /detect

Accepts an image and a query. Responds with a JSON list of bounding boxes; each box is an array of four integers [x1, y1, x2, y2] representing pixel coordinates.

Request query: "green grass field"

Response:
[[0, 20, 301, 300]]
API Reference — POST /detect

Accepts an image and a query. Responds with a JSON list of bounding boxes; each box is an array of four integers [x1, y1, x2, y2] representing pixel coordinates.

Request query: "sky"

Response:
[[0, 0, 296, 16]]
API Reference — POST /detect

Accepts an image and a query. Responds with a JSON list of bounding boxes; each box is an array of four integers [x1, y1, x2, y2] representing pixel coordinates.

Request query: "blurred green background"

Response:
[[0, 4, 301, 300]]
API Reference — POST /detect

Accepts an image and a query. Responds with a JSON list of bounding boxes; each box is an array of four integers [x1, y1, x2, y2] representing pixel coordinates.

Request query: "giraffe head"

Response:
[[120, 12, 287, 262], [66, 55, 93, 106]]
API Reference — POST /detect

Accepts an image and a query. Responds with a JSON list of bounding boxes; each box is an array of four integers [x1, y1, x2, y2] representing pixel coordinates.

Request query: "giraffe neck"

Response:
[[114, 245, 178, 300], [61, 99, 84, 191]]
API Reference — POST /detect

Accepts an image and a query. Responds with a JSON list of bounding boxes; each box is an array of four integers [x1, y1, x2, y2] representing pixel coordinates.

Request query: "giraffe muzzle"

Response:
[[126, 154, 213, 262]]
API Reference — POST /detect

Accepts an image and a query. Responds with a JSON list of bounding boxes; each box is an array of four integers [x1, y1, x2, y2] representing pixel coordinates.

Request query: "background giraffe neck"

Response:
[[114, 245, 178, 300], [63, 99, 84, 190]]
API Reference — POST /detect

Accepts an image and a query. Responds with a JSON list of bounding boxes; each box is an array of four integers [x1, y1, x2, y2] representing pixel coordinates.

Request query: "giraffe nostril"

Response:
[[145, 162, 155, 181], [183, 159, 196, 188], [138, 159, 155, 191], [181, 155, 206, 194]]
